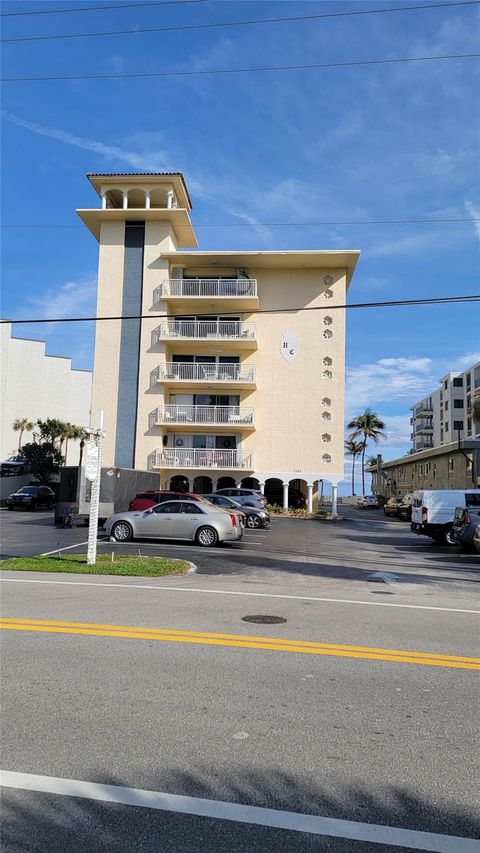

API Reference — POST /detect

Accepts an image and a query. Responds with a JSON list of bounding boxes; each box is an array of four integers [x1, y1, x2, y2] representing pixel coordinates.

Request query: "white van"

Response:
[[411, 489, 480, 545]]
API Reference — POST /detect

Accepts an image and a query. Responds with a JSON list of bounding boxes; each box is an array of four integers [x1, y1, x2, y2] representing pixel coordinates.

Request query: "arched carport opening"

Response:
[[264, 478, 284, 507], [241, 477, 259, 490], [193, 476, 212, 494], [170, 475, 189, 492], [289, 478, 308, 509], [127, 188, 146, 208], [216, 476, 236, 490]]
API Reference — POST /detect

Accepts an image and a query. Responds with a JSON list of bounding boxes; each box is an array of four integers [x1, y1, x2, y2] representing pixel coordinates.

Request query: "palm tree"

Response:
[[344, 438, 365, 496], [12, 418, 34, 451], [60, 423, 89, 464], [347, 409, 386, 496]]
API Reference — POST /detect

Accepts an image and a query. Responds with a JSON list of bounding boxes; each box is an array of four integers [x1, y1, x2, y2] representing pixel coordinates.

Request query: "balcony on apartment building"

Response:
[[151, 319, 257, 351], [415, 406, 434, 417], [154, 278, 259, 311], [148, 447, 253, 471], [149, 405, 255, 431], [416, 425, 434, 436], [150, 362, 256, 390]]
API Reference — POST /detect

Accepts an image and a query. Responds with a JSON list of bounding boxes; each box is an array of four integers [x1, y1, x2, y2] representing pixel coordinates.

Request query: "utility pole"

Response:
[[86, 411, 106, 566]]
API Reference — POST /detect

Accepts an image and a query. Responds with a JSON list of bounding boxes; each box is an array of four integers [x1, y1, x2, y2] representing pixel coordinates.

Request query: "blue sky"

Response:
[[1, 0, 479, 475]]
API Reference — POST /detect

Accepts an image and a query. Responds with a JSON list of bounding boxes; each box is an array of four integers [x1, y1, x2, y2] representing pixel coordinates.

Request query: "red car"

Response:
[[128, 490, 201, 512]]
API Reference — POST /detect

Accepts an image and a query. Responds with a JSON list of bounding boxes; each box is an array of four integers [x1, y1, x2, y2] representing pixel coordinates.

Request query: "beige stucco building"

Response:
[[369, 440, 480, 499], [78, 172, 359, 509]]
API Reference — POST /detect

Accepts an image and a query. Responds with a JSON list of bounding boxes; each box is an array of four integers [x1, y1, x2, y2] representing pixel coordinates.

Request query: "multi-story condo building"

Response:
[[78, 172, 360, 509], [410, 361, 480, 452]]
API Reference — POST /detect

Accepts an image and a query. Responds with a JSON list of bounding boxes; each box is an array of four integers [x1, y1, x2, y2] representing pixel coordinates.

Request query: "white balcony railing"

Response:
[[149, 405, 255, 429], [148, 448, 253, 470], [154, 278, 257, 302], [152, 319, 256, 344], [150, 362, 256, 385]]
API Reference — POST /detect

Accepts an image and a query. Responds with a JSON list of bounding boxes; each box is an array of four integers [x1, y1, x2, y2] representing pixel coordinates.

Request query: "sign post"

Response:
[[86, 411, 106, 566]]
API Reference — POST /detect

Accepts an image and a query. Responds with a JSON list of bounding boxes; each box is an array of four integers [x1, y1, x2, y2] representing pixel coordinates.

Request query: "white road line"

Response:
[[41, 541, 89, 557], [0, 577, 478, 614], [0, 770, 475, 852]]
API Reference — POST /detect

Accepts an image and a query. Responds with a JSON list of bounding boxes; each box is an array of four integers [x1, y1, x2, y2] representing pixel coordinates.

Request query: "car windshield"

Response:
[[18, 487, 37, 495]]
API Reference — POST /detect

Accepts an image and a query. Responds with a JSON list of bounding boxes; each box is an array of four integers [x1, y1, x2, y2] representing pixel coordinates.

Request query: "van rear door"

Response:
[[411, 491, 424, 525]]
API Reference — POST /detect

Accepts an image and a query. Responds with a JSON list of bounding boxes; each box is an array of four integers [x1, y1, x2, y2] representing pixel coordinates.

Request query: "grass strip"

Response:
[[0, 554, 191, 577]]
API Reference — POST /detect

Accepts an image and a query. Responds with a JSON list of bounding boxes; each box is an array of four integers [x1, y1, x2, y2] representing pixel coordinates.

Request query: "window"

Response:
[[445, 400, 449, 411], [467, 417, 472, 434], [154, 502, 181, 513], [453, 420, 464, 431], [444, 380, 448, 390], [448, 457, 454, 473], [466, 373, 471, 390], [445, 422, 449, 432], [452, 377, 463, 387], [453, 399, 464, 408], [433, 462, 436, 480], [180, 502, 203, 514]]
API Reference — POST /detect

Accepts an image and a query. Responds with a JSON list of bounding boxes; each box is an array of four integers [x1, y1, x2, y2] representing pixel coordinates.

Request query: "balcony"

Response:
[[154, 278, 258, 310], [150, 362, 256, 389], [148, 447, 254, 471], [415, 407, 434, 417], [152, 319, 257, 352], [416, 426, 434, 435], [149, 405, 255, 431]]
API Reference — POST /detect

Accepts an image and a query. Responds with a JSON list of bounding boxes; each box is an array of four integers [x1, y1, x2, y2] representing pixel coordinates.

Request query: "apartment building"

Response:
[[410, 361, 480, 452], [78, 172, 359, 509]]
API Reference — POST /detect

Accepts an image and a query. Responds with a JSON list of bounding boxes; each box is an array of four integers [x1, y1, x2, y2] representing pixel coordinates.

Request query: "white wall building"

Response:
[[410, 360, 480, 452], [1, 322, 92, 464]]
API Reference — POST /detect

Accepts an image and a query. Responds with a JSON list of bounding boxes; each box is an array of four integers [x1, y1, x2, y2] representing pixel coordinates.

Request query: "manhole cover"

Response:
[[242, 615, 287, 624]]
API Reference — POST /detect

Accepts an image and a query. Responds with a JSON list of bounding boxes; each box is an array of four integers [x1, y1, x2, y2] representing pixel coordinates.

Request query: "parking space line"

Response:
[[0, 770, 477, 851]]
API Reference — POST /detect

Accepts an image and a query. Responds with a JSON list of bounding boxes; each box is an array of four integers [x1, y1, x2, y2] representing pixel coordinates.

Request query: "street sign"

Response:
[[85, 441, 99, 482]]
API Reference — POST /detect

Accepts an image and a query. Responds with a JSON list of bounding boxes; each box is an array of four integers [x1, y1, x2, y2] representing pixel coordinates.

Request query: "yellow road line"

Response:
[[1, 618, 478, 669]]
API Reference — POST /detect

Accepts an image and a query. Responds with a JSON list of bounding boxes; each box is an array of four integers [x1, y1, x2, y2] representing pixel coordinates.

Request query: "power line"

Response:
[[2, 52, 478, 83], [3, 295, 479, 326], [0, 1, 205, 17], [2, 1, 478, 43], [1, 218, 478, 228]]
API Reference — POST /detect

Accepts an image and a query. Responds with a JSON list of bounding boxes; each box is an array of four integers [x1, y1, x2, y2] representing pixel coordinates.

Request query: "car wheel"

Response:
[[246, 514, 262, 529], [196, 526, 218, 547], [111, 521, 133, 542], [443, 526, 456, 546]]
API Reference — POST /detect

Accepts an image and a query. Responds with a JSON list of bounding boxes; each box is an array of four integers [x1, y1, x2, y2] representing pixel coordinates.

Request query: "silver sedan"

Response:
[[105, 499, 242, 547]]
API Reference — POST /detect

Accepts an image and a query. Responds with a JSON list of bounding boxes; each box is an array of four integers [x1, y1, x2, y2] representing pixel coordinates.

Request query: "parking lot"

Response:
[[2, 504, 478, 600]]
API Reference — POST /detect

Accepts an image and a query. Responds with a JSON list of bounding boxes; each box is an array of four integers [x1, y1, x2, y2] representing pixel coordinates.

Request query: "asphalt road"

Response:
[[1, 507, 479, 851]]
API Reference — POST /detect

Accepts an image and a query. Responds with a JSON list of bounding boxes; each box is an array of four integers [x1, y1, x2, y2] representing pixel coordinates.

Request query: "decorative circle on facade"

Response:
[[322, 370, 332, 379], [322, 434, 331, 443], [321, 397, 331, 406], [323, 275, 334, 287], [322, 412, 331, 421], [324, 289, 333, 299], [175, 438, 184, 447], [323, 357, 332, 366], [322, 453, 332, 463], [323, 330, 333, 339], [323, 316, 333, 325]]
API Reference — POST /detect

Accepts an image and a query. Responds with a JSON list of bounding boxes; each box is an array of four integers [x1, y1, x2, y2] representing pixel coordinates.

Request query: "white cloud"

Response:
[[464, 200, 480, 243], [2, 110, 170, 172], [346, 356, 434, 414], [454, 351, 480, 369], [27, 276, 97, 322]]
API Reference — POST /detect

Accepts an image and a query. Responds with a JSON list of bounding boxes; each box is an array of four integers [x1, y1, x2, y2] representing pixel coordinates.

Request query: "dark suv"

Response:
[[7, 485, 55, 510], [128, 490, 202, 512], [214, 488, 267, 509]]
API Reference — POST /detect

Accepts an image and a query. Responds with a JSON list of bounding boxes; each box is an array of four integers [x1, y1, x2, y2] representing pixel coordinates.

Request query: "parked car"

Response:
[[451, 506, 480, 551], [383, 497, 403, 517], [128, 490, 202, 512], [398, 493, 414, 522], [1, 455, 27, 476], [214, 487, 267, 509], [411, 489, 480, 546], [357, 495, 379, 509], [6, 485, 55, 510], [202, 494, 270, 529], [473, 524, 480, 555], [106, 499, 242, 546]]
